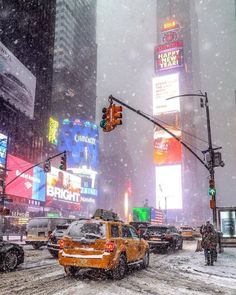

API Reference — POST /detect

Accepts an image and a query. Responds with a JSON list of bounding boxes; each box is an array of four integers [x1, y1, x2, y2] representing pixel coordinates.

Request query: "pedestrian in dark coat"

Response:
[[201, 224, 217, 265]]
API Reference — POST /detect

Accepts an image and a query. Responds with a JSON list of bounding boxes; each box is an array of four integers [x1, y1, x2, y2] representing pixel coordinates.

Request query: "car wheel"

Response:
[[142, 251, 149, 269], [112, 254, 127, 280], [3, 251, 18, 271], [178, 241, 183, 250], [32, 243, 42, 250], [64, 266, 79, 277], [48, 249, 58, 258]]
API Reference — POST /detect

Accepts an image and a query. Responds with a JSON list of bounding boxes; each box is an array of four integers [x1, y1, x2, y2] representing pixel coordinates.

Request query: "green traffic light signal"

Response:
[[208, 187, 216, 196], [100, 119, 107, 128]]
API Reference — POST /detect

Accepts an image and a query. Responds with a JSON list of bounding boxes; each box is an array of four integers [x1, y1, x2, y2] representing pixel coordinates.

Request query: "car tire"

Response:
[[142, 251, 149, 269], [112, 254, 127, 280], [48, 249, 58, 258], [64, 266, 79, 277], [3, 251, 18, 271], [32, 243, 42, 250], [178, 241, 183, 250]]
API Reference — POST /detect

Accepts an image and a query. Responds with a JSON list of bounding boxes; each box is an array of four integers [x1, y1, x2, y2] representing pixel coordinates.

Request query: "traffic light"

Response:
[[208, 179, 216, 197], [59, 152, 67, 171], [112, 104, 122, 127], [100, 106, 114, 132], [43, 159, 51, 173]]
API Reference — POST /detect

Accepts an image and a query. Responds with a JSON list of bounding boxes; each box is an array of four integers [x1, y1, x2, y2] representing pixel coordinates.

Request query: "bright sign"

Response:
[[133, 207, 151, 222], [154, 128, 182, 165], [155, 165, 182, 210], [219, 210, 236, 238], [48, 117, 59, 145], [161, 20, 179, 32], [0, 133, 7, 169], [46, 167, 81, 209], [155, 41, 184, 72], [6, 155, 46, 201], [153, 73, 180, 115]]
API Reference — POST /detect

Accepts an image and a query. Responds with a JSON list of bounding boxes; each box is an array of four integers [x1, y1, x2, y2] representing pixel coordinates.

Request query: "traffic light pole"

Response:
[[109, 93, 220, 228]]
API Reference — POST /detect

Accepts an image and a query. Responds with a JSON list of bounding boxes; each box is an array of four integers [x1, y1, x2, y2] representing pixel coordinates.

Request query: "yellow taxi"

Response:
[[179, 226, 194, 240], [58, 209, 149, 279]]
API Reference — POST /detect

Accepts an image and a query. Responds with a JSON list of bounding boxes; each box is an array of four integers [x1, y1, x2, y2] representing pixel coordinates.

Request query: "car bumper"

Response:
[[59, 250, 115, 269], [148, 240, 170, 248]]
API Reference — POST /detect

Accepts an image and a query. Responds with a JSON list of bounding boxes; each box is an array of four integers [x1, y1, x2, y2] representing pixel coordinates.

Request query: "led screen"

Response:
[[6, 155, 46, 201], [154, 127, 182, 165], [46, 167, 81, 209], [58, 118, 98, 200], [153, 73, 180, 115], [0, 133, 7, 169], [133, 207, 151, 222], [155, 165, 182, 210], [48, 117, 59, 145]]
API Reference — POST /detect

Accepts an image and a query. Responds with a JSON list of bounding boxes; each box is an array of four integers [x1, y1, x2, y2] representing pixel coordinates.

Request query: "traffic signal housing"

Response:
[[43, 159, 51, 173], [208, 179, 216, 197], [59, 152, 67, 171], [112, 104, 122, 127], [100, 106, 114, 132]]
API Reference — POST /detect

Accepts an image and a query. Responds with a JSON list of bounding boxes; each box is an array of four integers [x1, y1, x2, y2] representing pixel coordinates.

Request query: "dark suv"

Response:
[[143, 225, 183, 253], [47, 224, 69, 258]]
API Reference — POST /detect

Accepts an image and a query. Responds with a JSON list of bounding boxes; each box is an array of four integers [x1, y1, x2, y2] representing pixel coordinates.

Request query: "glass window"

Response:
[[111, 225, 119, 237], [130, 227, 139, 239], [67, 221, 106, 239], [122, 225, 132, 238]]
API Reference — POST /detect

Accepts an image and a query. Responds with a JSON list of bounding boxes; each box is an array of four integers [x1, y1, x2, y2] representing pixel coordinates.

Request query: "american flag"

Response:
[[151, 208, 164, 224]]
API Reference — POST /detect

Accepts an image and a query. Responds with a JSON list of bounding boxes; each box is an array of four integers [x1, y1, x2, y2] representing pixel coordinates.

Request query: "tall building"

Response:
[[52, 0, 97, 121]]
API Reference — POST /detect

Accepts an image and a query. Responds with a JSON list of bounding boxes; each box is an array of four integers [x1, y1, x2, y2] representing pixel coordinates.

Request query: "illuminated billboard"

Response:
[[58, 118, 98, 199], [154, 127, 182, 165], [6, 155, 46, 201], [155, 41, 184, 72], [48, 117, 59, 145], [219, 210, 236, 238], [155, 165, 182, 210], [153, 73, 180, 115], [0, 133, 7, 169], [46, 167, 81, 210], [0, 41, 36, 118], [133, 207, 151, 222]]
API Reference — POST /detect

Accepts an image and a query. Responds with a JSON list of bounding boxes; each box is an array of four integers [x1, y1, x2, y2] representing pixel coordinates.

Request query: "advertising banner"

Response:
[[153, 73, 180, 115], [0, 41, 36, 118], [46, 167, 81, 209], [58, 118, 98, 200], [0, 133, 7, 170], [155, 165, 182, 210], [154, 127, 182, 165], [6, 155, 46, 201], [155, 41, 184, 72], [219, 210, 236, 238], [48, 117, 59, 145]]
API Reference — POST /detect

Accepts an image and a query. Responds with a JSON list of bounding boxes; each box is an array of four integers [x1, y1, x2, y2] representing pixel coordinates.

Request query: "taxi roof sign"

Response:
[[92, 209, 120, 221]]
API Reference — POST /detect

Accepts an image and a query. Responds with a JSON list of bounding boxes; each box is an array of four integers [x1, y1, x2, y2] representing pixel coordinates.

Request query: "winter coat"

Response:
[[201, 230, 217, 249]]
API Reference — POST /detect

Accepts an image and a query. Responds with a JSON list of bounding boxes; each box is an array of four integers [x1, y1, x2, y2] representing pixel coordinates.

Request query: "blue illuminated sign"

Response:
[[0, 133, 7, 169]]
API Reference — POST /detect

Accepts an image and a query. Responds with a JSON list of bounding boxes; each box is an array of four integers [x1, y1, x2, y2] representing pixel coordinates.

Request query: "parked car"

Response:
[[47, 223, 70, 258], [59, 209, 149, 279], [26, 217, 76, 249], [0, 240, 24, 271], [179, 226, 194, 240], [143, 224, 183, 253]]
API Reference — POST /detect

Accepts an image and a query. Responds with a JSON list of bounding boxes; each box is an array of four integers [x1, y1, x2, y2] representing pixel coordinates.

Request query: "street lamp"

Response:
[[166, 92, 224, 228]]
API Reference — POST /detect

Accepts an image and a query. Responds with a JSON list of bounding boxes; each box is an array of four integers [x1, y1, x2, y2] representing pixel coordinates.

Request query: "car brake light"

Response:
[[59, 240, 64, 249], [105, 241, 115, 252]]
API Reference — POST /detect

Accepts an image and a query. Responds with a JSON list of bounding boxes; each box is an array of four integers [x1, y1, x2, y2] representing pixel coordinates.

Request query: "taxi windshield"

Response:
[[67, 221, 106, 239]]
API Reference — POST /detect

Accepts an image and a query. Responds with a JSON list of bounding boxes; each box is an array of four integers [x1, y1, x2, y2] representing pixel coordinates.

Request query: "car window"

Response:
[[67, 221, 106, 239], [111, 224, 120, 237], [27, 218, 49, 228], [129, 226, 139, 239], [148, 227, 167, 235], [122, 225, 132, 238], [171, 227, 177, 233]]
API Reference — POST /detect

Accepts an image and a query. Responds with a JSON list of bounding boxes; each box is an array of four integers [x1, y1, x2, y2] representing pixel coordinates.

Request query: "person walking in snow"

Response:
[[201, 223, 217, 266]]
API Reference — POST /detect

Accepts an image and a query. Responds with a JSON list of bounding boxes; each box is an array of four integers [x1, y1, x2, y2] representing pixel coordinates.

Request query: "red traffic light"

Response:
[[209, 179, 215, 188], [59, 152, 67, 171], [112, 104, 123, 127]]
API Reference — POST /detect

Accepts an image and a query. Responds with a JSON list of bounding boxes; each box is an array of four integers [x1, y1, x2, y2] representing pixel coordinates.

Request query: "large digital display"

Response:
[[155, 165, 182, 210], [219, 210, 236, 238], [155, 41, 184, 72], [133, 207, 151, 222], [6, 155, 46, 201], [0, 41, 36, 118], [153, 73, 180, 115], [58, 118, 99, 200], [46, 167, 81, 209], [154, 127, 182, 165], [48, 117, 59, 145], [0, 133, 7, 169]]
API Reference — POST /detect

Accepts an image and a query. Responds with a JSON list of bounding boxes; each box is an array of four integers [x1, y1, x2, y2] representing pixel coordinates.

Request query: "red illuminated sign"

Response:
[[155, 41, 184, 72], [154, 129, 182, 165], [161, 20, 179, 32]]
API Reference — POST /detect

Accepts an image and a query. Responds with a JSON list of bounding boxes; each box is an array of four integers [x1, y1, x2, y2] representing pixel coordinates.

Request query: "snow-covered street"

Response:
[[1, 241, 236, 295]]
